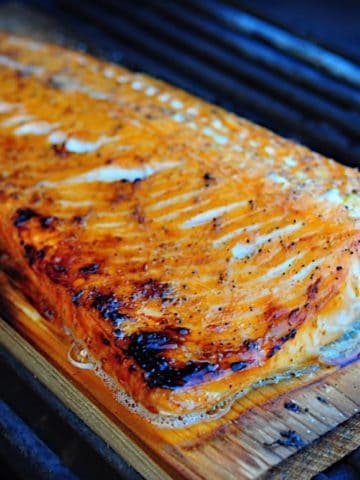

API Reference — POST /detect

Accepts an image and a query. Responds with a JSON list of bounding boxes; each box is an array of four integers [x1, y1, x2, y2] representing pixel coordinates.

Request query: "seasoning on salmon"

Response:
[[0, 33, 359, 424]]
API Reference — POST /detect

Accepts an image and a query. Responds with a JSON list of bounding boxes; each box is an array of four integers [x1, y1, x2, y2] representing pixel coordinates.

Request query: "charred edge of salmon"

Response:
[[13, 208, 59, 231], [10, 225, 322, 391]]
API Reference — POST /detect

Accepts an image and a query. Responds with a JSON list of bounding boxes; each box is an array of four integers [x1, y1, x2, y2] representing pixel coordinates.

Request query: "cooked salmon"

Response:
[[0, 33, 359, 424]]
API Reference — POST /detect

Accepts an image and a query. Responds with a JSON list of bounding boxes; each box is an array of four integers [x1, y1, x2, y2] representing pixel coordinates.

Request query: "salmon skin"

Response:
[[0, 33, 359, 425]]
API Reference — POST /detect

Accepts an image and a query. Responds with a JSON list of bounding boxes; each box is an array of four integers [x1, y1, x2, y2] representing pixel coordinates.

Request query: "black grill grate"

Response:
[[54, 0, 360, 166], [0, 348, 140, 480]]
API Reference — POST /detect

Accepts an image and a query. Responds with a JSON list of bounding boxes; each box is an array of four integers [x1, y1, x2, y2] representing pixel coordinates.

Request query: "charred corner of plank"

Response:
[[265, 430, 305, 449], [316, 395, 328, 405], [284, 400, 301, 413]]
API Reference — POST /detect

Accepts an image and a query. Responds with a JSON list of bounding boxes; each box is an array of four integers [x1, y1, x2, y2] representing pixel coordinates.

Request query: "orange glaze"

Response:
[[0, 33, 359, 420]]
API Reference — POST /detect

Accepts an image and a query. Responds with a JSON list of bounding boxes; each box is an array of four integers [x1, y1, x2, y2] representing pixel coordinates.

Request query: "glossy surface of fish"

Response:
[[0, 33, 359, 422]]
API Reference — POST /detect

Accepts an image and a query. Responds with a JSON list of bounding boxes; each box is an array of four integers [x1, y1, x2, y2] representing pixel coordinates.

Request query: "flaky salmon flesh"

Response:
[[0, 33, 359, 425]]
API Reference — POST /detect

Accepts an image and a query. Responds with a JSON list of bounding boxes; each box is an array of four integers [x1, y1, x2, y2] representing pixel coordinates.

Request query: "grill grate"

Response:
[[0, 348, 140, 480], [55, 0, 360, 166]]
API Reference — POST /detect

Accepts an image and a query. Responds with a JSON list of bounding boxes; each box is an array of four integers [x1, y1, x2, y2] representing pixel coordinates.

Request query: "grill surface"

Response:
[[0, 1, 359, 479], [55, 0, 360, 166], [0, 348, 140, 480]]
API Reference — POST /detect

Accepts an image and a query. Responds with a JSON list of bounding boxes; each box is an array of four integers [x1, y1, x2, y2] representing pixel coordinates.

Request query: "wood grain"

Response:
[[268, 414, 360, 479], [0, 272, 359, 479]]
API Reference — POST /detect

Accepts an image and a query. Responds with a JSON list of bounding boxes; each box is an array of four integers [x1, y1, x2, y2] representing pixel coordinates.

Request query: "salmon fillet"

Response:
[[0, 33, 359, 425]]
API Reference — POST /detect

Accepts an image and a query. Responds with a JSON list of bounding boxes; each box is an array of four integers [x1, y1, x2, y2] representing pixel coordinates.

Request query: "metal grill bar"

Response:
[[192, 0, 360, 88], [0, 401, 78, 480]]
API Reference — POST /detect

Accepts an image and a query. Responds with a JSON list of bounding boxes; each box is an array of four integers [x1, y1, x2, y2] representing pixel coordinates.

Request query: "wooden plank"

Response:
[[0, 273, 359, 479]]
